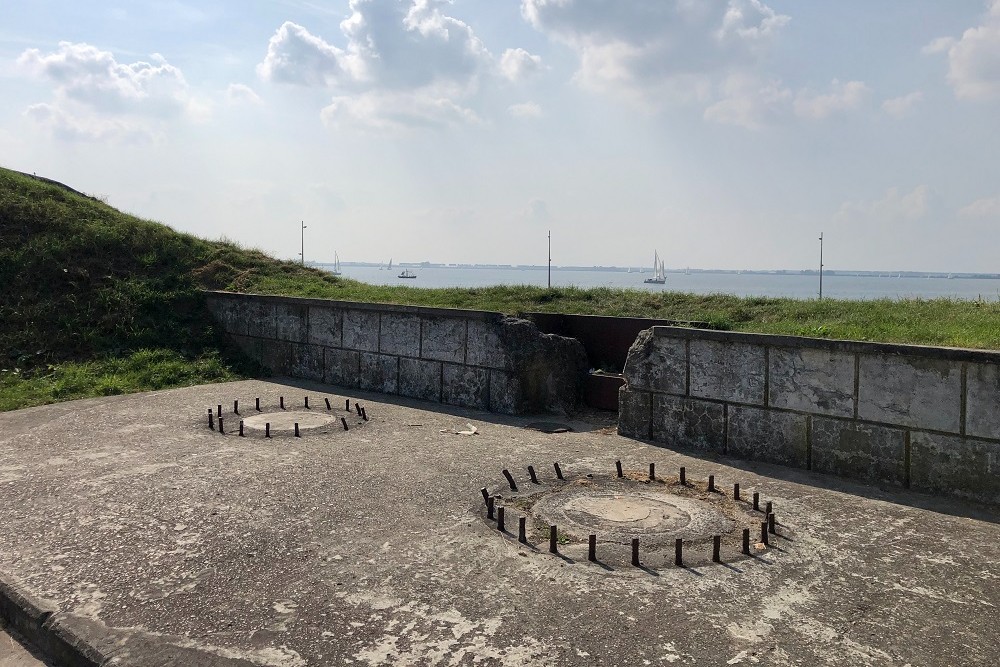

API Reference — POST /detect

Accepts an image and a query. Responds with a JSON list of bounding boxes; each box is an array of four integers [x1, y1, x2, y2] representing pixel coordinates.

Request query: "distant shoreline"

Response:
[[310, 262, 1000, 281]]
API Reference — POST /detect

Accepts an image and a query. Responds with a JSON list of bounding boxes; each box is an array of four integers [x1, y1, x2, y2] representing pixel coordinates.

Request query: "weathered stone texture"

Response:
[[442, 364, 489, 409], [489, 371, 521, 415], [207, 297, 243, 336], [651, 395, 725, 452], [274, 303, 307, 343], [618, 388, 651, 440], [246, 300, 275, 339], [858, 355, 961, 433], [727, 406, 808, 468], [291, 344, 324, 382], [421, 318, 467, 364], [689, 340, 766, 405], [324, 348, 360, 388], [399, 358, 441, 402], [259, 340, 291, 376], [360, 353, 398, 394], [910, 431, 1000, 502], [466, 320, 508, 369], [769, 347, 855, 417], [811, 417, 906, 485], [342, 310, 379, 352], [965, 362, 1000, 440], [379, 313, 421, 357], [308, 307, 342, 348], [623, 331, 686, 394]]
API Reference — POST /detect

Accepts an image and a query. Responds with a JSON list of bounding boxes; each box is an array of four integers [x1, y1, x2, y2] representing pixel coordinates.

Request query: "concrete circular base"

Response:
[[242, 411, 337, 433]]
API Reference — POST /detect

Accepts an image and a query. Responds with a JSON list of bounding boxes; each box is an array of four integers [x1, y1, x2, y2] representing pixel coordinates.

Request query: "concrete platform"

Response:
[[0, 379, 998, 666]]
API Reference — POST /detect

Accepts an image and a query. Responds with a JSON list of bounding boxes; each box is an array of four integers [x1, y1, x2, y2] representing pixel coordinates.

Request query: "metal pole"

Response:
[[547, 230, 551, 288], [818, 232, 824, 300], [300, 221, 307, 266]]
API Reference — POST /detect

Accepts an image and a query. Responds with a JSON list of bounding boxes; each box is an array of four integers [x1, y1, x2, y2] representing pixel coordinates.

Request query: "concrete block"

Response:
[[858, 355, 961, 433], [769, 347, 855, 417], [246, 300, 275, 339], [727, 406, 808, 468], [230, 335, 262, 363], [467, 320, 509, 369], [442, 364, 489, 409], [623, 330, 686, 394], [617, 388, 651, 440], [291, 343, 324, 382], [308, 306, 342, 348], [274, 303, 308, 343], [651, 395, 725, 452], [259, 341, 292, 376], [421, 318, 467, 363], [380, 313, 421, 357], [811, 417, 906, 486], [342, 309, 380, 352], [399, 358, 441, 402], [966, 362, 1000, 440], [324, 348, 360, 388], [489, 370, 521, 414], [689, 340, 765, 405], [207, 297, 243, 336], [910, 431, 1000, 502], [360, 353, 399, 394]]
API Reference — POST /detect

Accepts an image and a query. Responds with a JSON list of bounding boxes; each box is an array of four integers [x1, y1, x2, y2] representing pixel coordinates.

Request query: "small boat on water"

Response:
[[398, 268, 417, 279], [331, 251, 342, 276], [644, 250, 666, 284]]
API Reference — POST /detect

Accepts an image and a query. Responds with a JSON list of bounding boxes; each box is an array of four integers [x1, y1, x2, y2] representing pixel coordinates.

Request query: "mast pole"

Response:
[[548, 230, 551, 288], [818, 232, 824, 300]]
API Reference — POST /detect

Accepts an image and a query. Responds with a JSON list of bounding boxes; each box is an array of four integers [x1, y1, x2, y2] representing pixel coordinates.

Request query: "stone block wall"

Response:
[[206, 292, 588, 415], [619, 327, 1000, 504]]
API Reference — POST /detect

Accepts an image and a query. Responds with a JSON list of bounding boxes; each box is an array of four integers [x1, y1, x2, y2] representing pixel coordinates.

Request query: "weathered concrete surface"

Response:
[[857, 354, 962, 433], [1, 381, 999, 666], [768, 347, 855, 418], [0, 623, 51, 667], [622, 331, 686, 394]]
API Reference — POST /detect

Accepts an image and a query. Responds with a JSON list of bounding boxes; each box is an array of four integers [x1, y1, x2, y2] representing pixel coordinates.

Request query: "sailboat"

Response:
[[331, 251, 342, 276], [398, 267, 416, 279], [644, 251, 666, 284]]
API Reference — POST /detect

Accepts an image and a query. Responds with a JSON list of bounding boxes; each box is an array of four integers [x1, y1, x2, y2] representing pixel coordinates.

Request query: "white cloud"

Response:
[[523, 198, 550, 222], [959, 195, 1000, 217], [227, 83, 262, 105], [794, 79, 870, 119], [925, 1, 1000, 100], [321, 90, 481, 132], [508, 101, 542, 118], [881, 91, 923, 118], [500, 48, 543, 81], [703, 73, 791, 129], [520, 0, 790, 106], [16, 41, 203, 140], [258, 0, 509, 130], [837, 186, 931, 223]]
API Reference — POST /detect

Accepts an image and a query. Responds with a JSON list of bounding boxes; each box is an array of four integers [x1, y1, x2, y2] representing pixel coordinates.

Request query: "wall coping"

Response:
[[650, 326, 1000, 364], [205, 291, 505, 322]]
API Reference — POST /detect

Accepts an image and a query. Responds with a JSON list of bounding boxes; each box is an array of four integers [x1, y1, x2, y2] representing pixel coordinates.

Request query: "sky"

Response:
[[1, 1, 999, 272]]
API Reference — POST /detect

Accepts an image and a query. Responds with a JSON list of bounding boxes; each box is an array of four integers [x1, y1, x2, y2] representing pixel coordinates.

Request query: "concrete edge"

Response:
[[650, 325, 1000, 363], [0, 574, 104, 667]]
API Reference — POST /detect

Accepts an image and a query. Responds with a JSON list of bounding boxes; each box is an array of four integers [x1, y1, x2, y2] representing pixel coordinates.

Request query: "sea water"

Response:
[[325, 265, 1000, 301]]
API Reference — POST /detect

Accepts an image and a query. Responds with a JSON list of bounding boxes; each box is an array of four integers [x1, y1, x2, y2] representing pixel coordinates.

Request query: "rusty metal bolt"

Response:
[[497, 507, 505, 532], [324, 398, 331, 410], [708, 475, 715, 492], [265, 423, 271, 438], [675, 538, 683, 567], [305, 396, 309, 409], [734, 483, 740, 501], [255, 397, 261, 411], [502, 469, 518, 491], [615, 460, 623, 478], [279, 396, 285, 409], [753, 492, 760, 511], [588, 534, 597, 562], [361, 407, 368, 421], [713, 535, 721, 563], [239, 421, 244, 437], [679, 466, 686, 485], [519, 517, 527, 544], [340, 417, 348, 431], [294, 423, 300, 437], [768, 513, 776, 534], [527, 465, 538, 484], [765, 500, 773, 516], [487, 497, 495, 520], [480, 487, 489, 505], [346, 399, 350, 411], [760, 521, 769, 546], [234, 400, 239, 415], [218, 417, 224, 434], [649, 463, 655, 480], [208, 409, 214, 430], [632, 538, 640, 567], [549, 525, 558, 554], [554, 462, 564, 480], [742, 528, 751, 555]]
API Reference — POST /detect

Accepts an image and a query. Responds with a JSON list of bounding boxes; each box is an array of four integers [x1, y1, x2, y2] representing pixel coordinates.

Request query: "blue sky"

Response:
[[2, 1, 999, 272]]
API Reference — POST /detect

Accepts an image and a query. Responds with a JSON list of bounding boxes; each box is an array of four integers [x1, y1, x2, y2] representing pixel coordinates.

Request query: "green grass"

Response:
[[2, 165, 999, 412]]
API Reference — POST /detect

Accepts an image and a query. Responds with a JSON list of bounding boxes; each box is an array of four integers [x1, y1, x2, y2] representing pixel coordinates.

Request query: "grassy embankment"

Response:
[[2, 166, 999, 412]]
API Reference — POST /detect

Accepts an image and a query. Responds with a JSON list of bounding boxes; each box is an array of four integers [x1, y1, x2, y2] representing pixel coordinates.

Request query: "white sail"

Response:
[[388, 258, 393, 270]]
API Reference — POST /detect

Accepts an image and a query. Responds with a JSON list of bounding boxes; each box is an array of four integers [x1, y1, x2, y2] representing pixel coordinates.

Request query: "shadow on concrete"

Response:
[[263, 375, 1000, 525]]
